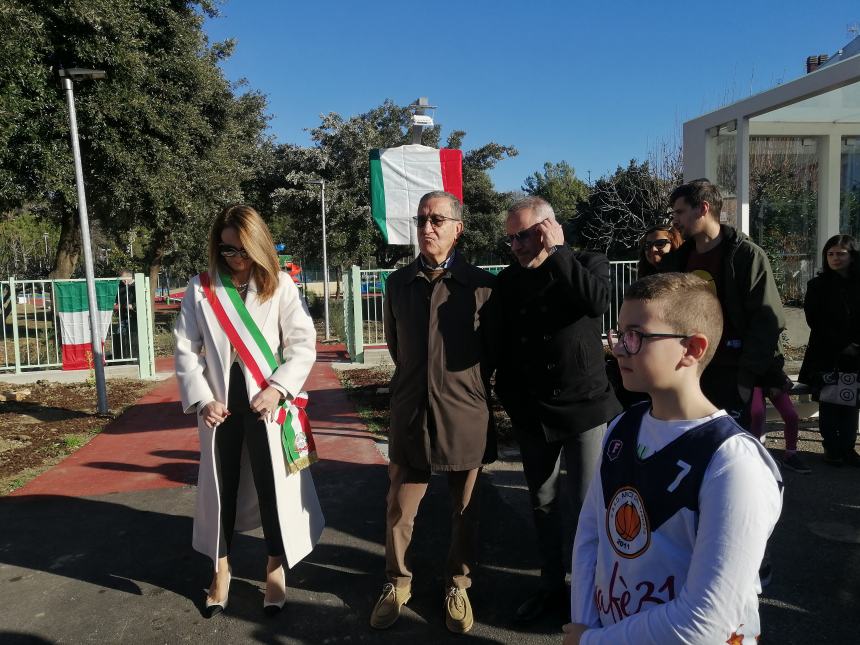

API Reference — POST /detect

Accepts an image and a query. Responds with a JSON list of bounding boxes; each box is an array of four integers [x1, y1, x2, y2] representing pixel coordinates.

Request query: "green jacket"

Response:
[[660, 225, 786, 387]]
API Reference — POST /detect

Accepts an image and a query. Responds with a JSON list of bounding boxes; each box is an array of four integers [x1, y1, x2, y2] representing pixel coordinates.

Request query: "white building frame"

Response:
[[683, 51, 860, 253]]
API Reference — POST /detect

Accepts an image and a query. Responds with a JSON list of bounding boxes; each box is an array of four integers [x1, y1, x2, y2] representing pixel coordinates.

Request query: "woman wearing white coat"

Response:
[[174, 204, 323, 617]]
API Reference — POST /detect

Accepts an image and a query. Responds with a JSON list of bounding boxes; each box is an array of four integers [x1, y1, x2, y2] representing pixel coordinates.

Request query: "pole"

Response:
[[320, 180, 332, 341], [61, 76, 108, 414]]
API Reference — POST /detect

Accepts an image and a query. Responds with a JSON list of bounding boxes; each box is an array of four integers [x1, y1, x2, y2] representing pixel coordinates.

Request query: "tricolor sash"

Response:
[[199, 271, 318, 473]]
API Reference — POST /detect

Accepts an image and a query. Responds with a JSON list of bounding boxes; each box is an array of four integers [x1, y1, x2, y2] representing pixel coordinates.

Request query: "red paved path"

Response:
[[12, 343, 384, 498]]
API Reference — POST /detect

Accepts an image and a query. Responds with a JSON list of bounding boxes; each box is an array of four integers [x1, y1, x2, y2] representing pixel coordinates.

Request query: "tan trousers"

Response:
[[385, 463, 481, 591]]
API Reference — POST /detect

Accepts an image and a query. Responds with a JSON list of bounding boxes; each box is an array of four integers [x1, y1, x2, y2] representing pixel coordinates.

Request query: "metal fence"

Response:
[[343, 260, 639, 360], [0, 274, 155, 376]]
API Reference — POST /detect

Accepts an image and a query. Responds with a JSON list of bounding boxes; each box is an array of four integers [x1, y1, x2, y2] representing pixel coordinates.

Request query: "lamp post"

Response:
[[308, 179, 332, 341], [59, 67, 109, 414]]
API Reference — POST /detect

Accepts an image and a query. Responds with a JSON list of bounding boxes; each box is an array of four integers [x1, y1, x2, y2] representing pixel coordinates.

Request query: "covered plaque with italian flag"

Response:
[[370, 144, 463, 245], [54, 280, 118, 370]]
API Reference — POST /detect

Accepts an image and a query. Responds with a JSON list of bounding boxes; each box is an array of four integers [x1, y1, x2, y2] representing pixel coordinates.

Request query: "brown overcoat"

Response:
[[383, 254, 497, 471]]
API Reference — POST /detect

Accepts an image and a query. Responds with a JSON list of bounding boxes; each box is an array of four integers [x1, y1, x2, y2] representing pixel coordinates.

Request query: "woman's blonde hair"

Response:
[[208, 204, 281, 302]]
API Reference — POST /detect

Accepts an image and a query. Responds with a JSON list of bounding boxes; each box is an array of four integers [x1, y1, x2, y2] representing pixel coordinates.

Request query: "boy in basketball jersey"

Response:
[[563, 273, 782, 644]]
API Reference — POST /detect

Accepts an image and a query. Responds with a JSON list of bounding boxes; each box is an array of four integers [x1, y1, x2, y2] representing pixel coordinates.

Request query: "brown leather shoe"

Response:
[[370, 583, 411, 629], [444, 586, 474, 633]]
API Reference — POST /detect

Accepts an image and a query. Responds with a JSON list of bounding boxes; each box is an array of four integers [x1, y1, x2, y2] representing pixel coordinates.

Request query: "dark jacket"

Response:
[[660, 225, 786, 389], [494, 246, 622, 440], [384, 253, 497, 471], [799, 271, 860, 388]]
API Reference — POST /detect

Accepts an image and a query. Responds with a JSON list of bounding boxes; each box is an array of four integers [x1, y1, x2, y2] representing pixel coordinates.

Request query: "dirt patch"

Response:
[[337, 367, 394, 434], [0, 379, 156, 495]]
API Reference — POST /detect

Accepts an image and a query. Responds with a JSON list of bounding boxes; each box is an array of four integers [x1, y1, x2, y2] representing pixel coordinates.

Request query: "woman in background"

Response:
[[799, 234, 860, 467], [636, 223, 682, 277]]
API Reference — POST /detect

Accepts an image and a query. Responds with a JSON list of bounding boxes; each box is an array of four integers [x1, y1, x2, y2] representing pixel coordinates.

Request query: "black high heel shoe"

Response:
[[204, 569, 231, 618], [263, 565, 287, 616]]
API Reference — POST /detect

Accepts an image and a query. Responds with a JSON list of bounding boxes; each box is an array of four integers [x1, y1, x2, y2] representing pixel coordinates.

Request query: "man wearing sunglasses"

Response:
[[493, 196, 621, 624], [372, 191, 497, 634]]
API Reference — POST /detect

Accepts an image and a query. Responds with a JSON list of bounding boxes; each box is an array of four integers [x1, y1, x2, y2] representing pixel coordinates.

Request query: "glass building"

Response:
[[683, 38, 860, 302]]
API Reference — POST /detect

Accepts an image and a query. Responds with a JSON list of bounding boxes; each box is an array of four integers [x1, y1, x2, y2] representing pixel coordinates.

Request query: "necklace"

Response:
[[235, 282, 248, 291]]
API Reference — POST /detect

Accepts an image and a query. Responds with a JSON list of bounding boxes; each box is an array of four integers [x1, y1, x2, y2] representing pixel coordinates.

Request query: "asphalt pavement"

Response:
[[0, 344, 858, 644]]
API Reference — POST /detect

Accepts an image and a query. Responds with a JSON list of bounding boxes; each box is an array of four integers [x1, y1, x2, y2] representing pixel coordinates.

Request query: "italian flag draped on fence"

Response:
[[54, 280, 119, 370], [370, 144, 463, 245]]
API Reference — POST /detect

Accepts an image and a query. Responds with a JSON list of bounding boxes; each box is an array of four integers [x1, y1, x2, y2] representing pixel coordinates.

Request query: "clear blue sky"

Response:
[[204, 1, 858, 192]]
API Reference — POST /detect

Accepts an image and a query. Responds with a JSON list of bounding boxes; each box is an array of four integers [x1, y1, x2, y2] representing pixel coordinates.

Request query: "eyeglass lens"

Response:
[[608, 329, 641, 355], [414, 216, 449, 227], [505, 229, 532, 246], [219, 244, 248, 258], [645, 239, 670, 250]]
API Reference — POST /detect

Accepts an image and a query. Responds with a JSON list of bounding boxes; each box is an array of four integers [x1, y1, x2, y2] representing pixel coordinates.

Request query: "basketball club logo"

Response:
[[606, 486, 650, 558]]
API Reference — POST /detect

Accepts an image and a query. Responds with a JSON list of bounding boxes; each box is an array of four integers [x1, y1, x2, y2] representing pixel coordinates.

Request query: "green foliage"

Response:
[[456, 135, 518, 264], [0, 210, 59, 277], [748, 138, 818, 304], [63, 435, 85, 450], [0, 1, 270, 280], [522, 161, 589, 222]]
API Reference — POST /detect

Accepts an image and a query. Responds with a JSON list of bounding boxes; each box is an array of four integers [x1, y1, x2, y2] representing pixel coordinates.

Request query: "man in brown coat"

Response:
[[370, 190, 496, 634]]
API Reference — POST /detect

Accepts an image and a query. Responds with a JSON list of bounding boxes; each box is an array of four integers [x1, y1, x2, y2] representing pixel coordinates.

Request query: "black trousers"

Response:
[[515, 422, 606, 590], [215, 362, 285, 558], [701, 364, 750, 430], [818, 401, 859, 457]]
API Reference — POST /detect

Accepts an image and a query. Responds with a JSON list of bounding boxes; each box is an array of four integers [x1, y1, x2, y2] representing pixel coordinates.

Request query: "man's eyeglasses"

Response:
[[219, 244, 249, 259], [607, 329, 691, 356], [412, 215, 458, 228], [643, 239, 672, 251], [504, 226, 536, 247], [827, 250, 849, 258]]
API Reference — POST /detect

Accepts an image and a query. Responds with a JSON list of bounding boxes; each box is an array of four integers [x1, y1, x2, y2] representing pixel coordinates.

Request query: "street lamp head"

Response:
[[58, 67, 107, 81]]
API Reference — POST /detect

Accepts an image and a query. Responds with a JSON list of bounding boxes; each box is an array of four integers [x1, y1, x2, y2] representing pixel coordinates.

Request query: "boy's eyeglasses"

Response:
[[219, 244, 249, 259], [827, 250, 849, 257], [412, 215, 458, 228], [504, 226, 536, 247], [607, 329, 691, 356], [643, 239, 671, 251]]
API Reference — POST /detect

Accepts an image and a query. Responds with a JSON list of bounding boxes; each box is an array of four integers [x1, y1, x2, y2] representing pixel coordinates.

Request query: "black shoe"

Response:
[[844, 450, 860, 468], [513, 586, 567, 624], [780, 452, 811, 474], [203, 570, 231, 618], [823, 451, 843, 466]]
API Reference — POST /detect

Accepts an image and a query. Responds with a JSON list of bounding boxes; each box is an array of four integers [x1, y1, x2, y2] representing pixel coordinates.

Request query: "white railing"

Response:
[[605, 260, 639, 336], [350, 261, 638, 350], [0, 275, 154, 376]]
